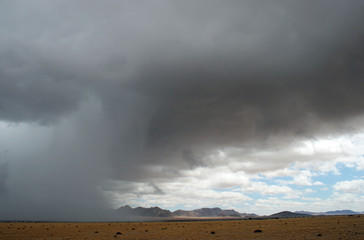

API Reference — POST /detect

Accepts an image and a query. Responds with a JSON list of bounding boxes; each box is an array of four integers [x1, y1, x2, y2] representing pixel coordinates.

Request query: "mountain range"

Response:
[[117, 206, 363, 219], [118, 205, 257, 218], [117, 205, 364, 218], [295, 210, 363, 216]]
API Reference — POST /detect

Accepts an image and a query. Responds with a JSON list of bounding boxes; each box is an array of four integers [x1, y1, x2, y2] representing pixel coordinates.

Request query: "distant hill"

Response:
[[269, 211, 309, 218], [118, 206, 257, 218], [117, 206, 362, 219], [295, 209, 363, 216], [295, 210, 315, 215], [325, 210, 356, 215], [118, 205, 173, 217], [173, 207, 253, 217], [173, 210, 197, 217]]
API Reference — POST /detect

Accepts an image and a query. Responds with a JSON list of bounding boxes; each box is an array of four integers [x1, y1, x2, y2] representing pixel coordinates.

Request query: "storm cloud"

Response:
[[0, 0, 364, 219]]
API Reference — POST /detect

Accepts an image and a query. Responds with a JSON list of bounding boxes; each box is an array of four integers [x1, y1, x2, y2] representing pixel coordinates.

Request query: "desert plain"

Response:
[[0, 215, 363, 240]]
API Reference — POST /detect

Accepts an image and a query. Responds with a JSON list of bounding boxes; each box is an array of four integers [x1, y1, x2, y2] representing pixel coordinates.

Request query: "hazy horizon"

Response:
[[1, 0, 364, 220]]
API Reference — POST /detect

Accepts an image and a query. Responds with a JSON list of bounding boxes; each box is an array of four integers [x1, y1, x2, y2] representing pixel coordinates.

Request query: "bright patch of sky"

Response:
[[100, 131, 364, 215]]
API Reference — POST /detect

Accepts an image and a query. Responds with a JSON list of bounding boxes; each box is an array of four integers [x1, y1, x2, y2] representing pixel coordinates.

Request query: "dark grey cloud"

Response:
[[0, 0, 364, 219], [0, 162, 8, 195]]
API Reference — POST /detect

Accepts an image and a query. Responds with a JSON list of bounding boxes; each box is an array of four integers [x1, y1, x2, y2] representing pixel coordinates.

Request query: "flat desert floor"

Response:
[[0, 215, 363, 240]]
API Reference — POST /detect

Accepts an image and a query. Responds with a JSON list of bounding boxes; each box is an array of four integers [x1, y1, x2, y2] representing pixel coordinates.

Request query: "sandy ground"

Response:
[[0, 215, 363, 240]]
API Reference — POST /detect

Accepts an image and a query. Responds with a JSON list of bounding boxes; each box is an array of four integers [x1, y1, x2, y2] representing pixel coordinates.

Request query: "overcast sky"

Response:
[[0, 0, 364, 220]]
